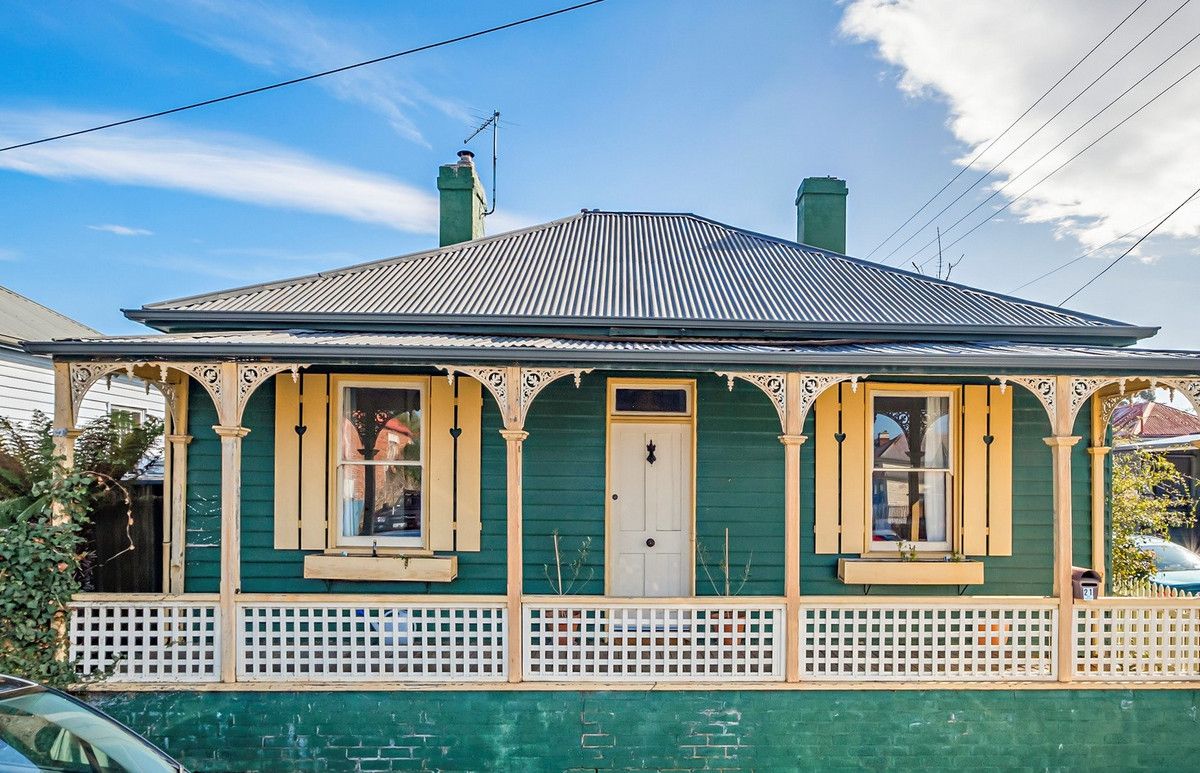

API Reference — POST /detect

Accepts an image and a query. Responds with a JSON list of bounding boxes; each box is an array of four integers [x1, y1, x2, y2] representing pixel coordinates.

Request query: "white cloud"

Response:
[[841, 1, 1200, 253], [0, 248, 19, 262], [125, 0, 469, 145], [89, 224, 153, 236], [0, 110, 439, 233]]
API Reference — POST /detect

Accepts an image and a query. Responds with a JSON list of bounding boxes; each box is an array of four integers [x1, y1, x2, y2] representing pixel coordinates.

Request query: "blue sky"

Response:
[[2, 1, 1198, 346]]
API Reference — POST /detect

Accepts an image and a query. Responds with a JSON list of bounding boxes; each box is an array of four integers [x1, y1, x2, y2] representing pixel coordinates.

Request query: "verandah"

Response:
[[53, 359, 1200, 687]]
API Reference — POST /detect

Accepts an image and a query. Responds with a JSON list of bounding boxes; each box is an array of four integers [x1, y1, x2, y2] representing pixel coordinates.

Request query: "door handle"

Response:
[[645, 538, 655, 548]]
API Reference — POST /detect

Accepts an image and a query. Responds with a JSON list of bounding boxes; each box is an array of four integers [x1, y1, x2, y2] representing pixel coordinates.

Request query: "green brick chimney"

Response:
[[795, 176, 848, 253], [437, 150, 487, 247]]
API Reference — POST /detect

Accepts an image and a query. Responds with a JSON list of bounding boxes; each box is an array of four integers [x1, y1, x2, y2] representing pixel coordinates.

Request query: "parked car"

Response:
[[0, 674, 185, 772], [1136, 535, 1200, 594]]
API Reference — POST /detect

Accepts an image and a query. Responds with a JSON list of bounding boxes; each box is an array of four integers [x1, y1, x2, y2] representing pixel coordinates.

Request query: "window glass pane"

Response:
[[341, 386, 421, 462], [614, 388, 688, 414], [873, 395, 950, 469], [870, 470, 950, 545], [340, 464, 423, 540]]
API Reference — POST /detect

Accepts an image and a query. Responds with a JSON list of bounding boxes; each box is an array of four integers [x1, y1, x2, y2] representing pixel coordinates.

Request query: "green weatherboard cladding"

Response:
[[181, 372, 1098, 596], [88, 688, 1200, 771]]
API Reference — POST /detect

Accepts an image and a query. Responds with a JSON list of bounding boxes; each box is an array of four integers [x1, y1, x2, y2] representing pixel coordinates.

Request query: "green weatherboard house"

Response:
[[27, 152, 1200, 770]]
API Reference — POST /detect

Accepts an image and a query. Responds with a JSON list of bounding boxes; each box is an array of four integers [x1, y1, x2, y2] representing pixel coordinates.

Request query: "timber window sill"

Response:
[[837, 558, 984, 586], [303, 554, 458, 582]]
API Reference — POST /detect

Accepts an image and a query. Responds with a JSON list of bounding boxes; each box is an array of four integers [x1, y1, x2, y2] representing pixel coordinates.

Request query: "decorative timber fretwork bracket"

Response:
[[717, 371, 866, 433], [66, 361, 307, 430], [439, 365, 592, 430], [991, 374, 1200, 434]]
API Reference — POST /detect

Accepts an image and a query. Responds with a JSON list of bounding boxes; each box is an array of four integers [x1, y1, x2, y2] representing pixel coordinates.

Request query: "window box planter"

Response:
[[303, 554, 457, 582], [837, 557, 984, 586]]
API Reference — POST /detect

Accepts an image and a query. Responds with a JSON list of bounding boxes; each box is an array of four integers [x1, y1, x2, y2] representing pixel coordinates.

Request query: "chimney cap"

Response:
[[456, 149, 475, 164]]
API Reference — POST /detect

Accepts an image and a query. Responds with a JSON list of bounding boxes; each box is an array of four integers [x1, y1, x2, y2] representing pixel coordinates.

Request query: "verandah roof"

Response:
[[25, 330, 1200, 375]]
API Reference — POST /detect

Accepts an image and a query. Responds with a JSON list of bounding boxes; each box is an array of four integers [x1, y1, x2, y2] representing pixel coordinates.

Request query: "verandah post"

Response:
[[1046, 374, 1081, 683], [213, 361, 246, 684], [501, 365, 525, 683], [780, 372, 807, 683]]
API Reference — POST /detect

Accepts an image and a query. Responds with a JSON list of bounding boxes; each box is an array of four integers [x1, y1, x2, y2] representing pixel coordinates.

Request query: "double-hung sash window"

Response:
[[336, 381, 426, 548], [869, 391, 954, 552]]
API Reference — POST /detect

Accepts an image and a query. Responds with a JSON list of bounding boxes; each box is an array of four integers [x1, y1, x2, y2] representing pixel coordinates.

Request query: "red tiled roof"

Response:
[[1111, 401, 1200, 439]]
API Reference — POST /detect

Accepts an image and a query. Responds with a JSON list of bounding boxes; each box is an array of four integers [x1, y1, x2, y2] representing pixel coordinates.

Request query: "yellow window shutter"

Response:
[[839, 384, 867, 554], [273, 375, 301, 550], [428, 376, 483, 552], [960, 384, 1013, 556], [813, 383, 867, 554], [814, 388, 841, 554], [273, 373, 330, 550]]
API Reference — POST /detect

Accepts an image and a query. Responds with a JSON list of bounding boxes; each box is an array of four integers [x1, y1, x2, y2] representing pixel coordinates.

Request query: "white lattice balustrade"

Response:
[[237, 600, 507, 681], [69, 598, 220, 682], [1074, 600, 1200, 680], [800, 600, 1058, 681], [523, 600, 785, 681]]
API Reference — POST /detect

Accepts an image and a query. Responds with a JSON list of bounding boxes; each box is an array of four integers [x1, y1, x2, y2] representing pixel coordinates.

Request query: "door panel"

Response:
[[609, 422, 692, 597]]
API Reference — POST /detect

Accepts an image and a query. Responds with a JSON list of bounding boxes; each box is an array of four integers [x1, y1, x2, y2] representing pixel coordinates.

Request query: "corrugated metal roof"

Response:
[[139, 212, 1132, 333], [0, 285, 97, 349], [27, 330, 1200, 373]]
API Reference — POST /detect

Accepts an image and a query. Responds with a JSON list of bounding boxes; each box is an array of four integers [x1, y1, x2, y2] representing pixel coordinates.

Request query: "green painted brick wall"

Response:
[[182, 374, 1096, 597], [88, 688, 1200, 772]]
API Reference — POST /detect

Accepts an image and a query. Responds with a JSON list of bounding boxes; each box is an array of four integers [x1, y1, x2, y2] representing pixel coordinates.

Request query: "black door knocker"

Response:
[[646, 439, 657, 464]]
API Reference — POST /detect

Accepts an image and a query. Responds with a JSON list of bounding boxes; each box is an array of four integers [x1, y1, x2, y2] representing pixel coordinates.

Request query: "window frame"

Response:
[[607, 380, 694, 418], [864, 384, 960, 555], [329, 375, 430, 551]]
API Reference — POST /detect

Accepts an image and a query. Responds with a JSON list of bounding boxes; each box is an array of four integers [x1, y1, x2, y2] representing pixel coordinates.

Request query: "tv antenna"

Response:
[[464, 110, 500, 216], [917, 227, 963, 280]]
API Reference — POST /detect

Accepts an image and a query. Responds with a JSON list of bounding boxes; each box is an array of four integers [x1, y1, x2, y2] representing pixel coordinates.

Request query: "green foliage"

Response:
[[543, 530, 594, 595], [0, 469, 93, 687], [0, 411, 163, 687], [1111, 448, 1197, 591]]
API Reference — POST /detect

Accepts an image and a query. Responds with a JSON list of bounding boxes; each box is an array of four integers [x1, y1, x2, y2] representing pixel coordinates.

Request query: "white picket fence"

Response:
[[799, 599, 1059, 681], [522, 598, 786, 681], [69, 596, 220, 683], [1113, 577, 1199, 599], [237, 597, 508, 682]]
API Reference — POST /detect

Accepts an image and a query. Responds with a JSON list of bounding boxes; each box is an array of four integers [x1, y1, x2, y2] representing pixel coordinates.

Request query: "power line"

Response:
[[910, 47, 1200, 270], [861, 0, 1151, 260], [0, 0, 607, 153], [882, 0, 1191, 267], [1059, 183, 1200, 304], [1009, 214, 1163, 293]]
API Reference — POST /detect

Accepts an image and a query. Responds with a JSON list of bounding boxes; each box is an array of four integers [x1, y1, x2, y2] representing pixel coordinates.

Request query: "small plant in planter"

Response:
[[543, 531, 594, 646], [696, 528, 753, 646], [897, 540, 919, 562]]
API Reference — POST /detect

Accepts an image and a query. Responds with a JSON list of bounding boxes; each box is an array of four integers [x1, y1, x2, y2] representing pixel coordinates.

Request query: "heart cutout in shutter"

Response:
[[983, 434, 995, 445], [449, 427, 463, 439], [834, 432, 847, 443], [294, 424, 307, 437]]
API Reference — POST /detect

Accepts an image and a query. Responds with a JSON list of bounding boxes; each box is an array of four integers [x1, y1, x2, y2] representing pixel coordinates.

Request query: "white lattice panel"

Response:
[[523, 602, 785, 681], [800, 602, 1058, 681], [69, 600, 220, 682], [1074, 603, 1200, 680], [238, 602, 507, 681]]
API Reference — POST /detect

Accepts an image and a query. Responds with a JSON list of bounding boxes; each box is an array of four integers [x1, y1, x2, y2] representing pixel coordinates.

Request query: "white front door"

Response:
[[609, 422, 692, 597]]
